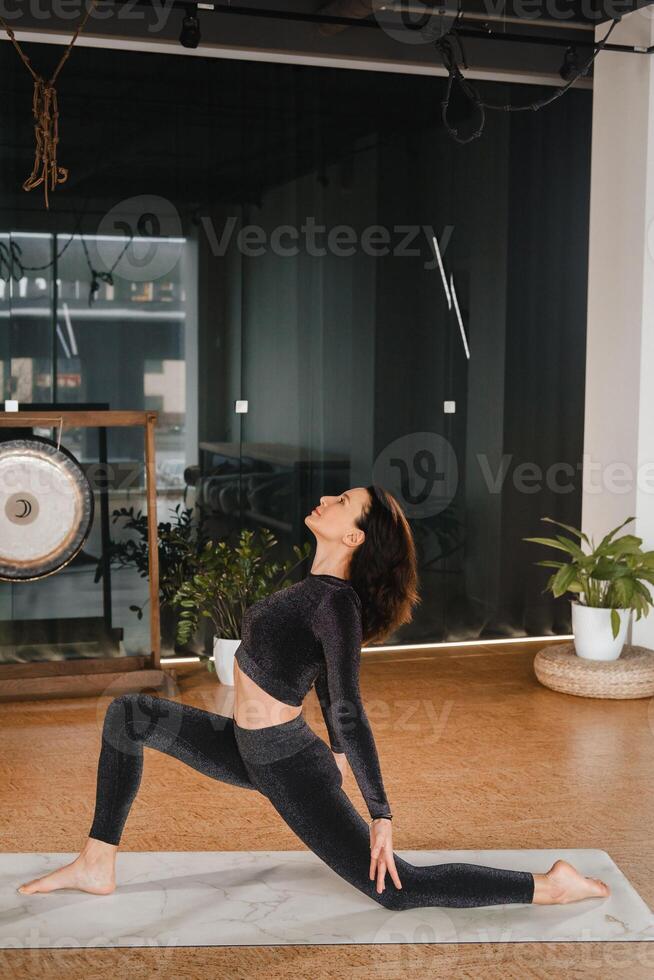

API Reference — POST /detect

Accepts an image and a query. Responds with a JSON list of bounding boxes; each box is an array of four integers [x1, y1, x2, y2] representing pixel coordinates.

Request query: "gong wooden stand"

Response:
[[0, 409, 174, 702]]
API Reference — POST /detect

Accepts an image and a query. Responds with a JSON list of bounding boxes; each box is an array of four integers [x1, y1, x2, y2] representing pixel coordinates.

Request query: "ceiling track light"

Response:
[[179, 2, 201, 49]]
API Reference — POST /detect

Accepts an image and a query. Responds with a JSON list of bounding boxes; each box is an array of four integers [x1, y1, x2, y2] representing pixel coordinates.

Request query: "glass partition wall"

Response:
[[0, 44, 591, 664], [0, 226, 194, 660], [204, 64, 591, 645]]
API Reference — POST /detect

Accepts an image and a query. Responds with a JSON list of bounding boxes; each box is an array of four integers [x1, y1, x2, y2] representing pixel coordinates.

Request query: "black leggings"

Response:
[[88, 693, 535, 911]]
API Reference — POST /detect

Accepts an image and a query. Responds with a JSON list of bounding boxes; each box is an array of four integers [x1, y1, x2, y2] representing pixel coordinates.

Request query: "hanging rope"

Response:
[[0, 0, 98, 209]]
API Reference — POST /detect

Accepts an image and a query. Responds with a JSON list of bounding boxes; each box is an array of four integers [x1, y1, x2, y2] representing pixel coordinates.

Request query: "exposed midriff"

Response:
[[233, 656, 303, 730]]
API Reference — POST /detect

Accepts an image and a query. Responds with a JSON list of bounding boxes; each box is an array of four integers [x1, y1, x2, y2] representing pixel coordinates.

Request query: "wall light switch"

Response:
[[235, 400, 249, 414], [4, 400, 18, 412], [444, 400, 456, 414]]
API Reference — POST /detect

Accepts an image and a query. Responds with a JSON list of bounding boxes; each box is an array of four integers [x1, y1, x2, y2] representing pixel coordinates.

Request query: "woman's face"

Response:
[[305, 487, 370, 543]]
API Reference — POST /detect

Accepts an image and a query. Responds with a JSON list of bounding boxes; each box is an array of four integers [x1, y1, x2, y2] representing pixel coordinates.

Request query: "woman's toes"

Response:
[[19, 873, 52, 894], [17, 880, 38, 895], [586, 876, 610, 898], [14, 859, 111, 896], [17, 870, 67, 895], [16, 867, 69, 894]]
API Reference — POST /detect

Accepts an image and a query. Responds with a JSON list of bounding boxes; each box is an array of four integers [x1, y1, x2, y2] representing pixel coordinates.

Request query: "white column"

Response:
[[583, 9, 654, 647]]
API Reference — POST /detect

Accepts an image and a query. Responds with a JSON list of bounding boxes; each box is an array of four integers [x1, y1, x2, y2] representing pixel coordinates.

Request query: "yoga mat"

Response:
[[2, 849, 653, 948]]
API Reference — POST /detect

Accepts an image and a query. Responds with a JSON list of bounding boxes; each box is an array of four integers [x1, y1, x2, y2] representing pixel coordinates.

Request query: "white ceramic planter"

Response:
[[212, 636, 241, 686], [571, 601, 631, 661]]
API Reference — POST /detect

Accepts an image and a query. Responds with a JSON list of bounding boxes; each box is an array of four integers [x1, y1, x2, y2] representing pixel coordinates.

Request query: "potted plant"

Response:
[[171, 527, 311, 685], [524, 515, 654, 661]]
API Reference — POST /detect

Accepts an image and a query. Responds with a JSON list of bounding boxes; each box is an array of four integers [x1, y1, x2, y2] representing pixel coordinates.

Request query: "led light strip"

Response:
[[432, 234, 451, 310], [161, 634, 573, 665], [450, 273, 471, 360]]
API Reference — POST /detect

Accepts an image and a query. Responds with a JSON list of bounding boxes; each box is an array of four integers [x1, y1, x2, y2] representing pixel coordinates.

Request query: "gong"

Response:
[[0, 437, 94, 581]]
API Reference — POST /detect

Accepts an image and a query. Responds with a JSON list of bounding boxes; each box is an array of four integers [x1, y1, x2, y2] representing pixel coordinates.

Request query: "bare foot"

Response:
[[17, 839, 117, 896], [532, 858, 611, 905]]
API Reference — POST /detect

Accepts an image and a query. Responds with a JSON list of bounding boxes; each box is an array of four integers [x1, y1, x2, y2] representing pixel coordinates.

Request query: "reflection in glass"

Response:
[[0, 232, 196, 663], [1, 48, 591, 656]]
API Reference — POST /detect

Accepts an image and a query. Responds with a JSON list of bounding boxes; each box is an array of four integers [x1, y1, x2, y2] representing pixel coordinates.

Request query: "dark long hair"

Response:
[[348, 485, 421, 645]]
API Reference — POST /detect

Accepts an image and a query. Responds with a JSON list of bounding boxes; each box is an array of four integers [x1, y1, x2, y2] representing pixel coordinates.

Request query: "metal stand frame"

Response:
[[0, 409, 174, 701]]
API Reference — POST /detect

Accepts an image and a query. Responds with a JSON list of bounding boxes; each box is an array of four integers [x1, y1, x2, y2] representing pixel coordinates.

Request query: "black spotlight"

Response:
[[179, 3, 201, 49]]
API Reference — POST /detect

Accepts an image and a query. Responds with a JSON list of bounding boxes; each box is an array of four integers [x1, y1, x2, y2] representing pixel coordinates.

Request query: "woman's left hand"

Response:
[[369, 819, 402, 895]]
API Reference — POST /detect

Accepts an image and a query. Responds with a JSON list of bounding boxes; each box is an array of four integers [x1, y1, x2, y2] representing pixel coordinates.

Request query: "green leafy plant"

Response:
[[171, 527, 312, 671], [95, 504, 205, 620], [524, 515, 654, 638]]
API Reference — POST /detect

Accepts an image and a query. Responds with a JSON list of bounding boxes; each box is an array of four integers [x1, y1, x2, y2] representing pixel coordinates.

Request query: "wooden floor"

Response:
[[3, 640, 654, 979]]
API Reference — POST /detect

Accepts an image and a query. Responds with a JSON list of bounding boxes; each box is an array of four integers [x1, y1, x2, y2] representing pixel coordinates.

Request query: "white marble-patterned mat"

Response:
[[2, 849, 653, 948]]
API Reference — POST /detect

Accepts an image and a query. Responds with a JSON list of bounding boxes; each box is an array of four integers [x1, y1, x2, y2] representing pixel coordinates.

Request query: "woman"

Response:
[[18, 485, 610, 908]]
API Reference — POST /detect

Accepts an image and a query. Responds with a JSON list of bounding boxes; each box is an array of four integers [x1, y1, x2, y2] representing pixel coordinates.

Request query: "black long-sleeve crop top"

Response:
[[234, 572, 392, 821]]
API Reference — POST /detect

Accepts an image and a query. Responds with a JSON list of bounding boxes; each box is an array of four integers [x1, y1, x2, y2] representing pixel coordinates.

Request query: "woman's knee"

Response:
[[108, 692, 136, 708], [104, 692, 134, 723], [103, 693, 165, 743], [104, 693, 141, 727]]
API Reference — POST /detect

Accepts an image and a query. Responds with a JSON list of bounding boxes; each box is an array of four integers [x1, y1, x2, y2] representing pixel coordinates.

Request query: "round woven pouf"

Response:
[[533, 642, 654, 699]]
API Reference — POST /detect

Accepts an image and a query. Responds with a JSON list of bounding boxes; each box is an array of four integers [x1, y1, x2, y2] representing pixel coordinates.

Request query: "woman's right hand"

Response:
[[369, 818, 402, 895]]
